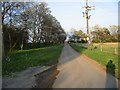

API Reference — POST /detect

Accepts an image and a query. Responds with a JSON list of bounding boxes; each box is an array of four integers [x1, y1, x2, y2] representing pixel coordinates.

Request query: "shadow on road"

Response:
[[105, 60, 117, 88], [33, 65, 60, 88]]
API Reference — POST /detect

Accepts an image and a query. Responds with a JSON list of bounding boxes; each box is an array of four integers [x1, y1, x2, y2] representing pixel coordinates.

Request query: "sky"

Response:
[[35, 0, 119, 33]]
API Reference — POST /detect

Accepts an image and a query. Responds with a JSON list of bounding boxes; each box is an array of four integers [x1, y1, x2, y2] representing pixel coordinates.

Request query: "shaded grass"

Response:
[[3, 44, 64, 76], [70, 43, 119, 77]]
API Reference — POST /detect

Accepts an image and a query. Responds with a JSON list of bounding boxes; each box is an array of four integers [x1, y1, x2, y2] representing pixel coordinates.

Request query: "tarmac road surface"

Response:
[[53, 43, 118, 88]]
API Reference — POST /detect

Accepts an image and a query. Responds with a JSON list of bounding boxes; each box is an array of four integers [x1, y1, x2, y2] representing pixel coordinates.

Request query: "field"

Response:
[[3, 44, 64, 76], [93, 43, 119, 55], [70, 43, 119, 77]]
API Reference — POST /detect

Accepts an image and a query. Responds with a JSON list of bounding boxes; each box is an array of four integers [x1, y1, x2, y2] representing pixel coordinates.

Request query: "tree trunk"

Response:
[[1, 26, 5, 60], [20, 40, 23, 50], [8, 32, 12, 52]]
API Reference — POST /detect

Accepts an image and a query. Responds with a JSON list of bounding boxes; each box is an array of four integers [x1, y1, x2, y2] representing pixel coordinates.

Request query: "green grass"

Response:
[[70, 43, 119, 77], [3, 44, 64, 76], [93, 43, 119, 55]]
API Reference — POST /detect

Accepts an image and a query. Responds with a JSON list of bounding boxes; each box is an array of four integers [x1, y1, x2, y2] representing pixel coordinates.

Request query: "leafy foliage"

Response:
[[91, 25, 119, 43], [2, 2, 66, 58]]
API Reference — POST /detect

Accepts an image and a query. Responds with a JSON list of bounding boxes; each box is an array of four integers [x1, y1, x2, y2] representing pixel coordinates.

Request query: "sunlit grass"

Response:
[[3, 44, 64, 76], [70, 43, 118, 77], [93, 43, 119, 55]]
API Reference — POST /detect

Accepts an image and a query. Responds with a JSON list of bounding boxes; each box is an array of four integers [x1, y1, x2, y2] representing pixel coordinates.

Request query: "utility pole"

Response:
[[82, 0, 95, 45]]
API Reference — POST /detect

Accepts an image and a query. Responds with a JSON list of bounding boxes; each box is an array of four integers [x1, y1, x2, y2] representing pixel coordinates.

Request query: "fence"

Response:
[[73, 43, 119, 55], [96, 44, 119, 55]]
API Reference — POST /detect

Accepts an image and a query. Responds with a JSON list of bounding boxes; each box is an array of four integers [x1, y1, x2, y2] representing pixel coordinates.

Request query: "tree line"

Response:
[[69, 25, 120, 43], [2, 2, 66, 58], [92, 25, 120, 43]]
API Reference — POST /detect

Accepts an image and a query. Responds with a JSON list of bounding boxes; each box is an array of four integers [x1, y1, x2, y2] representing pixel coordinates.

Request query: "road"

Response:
[[3, 66, 51, 88], [53, 43, 118, 88]]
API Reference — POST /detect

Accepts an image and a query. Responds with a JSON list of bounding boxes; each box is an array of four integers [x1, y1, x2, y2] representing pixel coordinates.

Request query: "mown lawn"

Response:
[[70, 43, 119, 77], [3, 44, 64, 76]]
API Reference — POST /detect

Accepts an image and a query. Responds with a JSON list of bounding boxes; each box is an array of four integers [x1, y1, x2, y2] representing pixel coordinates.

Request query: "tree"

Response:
[[92, 25, 112, 43], [102, 27, 111, 42], [2, 2, 31, 51], [3, 25, 17, 51], [2, 2, 15, 59], [68, 29, 87, 43], [2, 1, 66, 59], [109, 25, 120, 42]]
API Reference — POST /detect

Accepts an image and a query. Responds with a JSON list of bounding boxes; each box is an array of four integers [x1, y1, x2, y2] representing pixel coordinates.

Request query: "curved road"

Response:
[[53, 43, 118, 88]]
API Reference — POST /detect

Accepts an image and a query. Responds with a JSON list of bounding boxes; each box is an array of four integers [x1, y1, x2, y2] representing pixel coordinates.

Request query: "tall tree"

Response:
[[109, 25, 120, 42], [2, 1, 66, 58]]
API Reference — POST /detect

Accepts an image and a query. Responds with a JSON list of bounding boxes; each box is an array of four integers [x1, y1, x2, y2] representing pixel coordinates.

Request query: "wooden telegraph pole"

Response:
[[82, 0, 95, 45]]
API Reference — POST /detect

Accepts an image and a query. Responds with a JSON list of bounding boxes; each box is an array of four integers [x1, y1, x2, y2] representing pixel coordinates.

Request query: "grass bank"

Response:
[[70, 43, 119, 78], [3, 44, 64, 76]]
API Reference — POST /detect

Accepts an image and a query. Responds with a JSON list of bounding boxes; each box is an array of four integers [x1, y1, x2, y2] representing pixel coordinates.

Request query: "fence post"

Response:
[[101, 45, 102, 52], [115, 48, 117, 55]]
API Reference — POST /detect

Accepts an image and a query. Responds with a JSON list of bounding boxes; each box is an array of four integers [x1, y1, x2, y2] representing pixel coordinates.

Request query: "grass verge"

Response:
[[70, 43, 119, 78], [3, 44, 64, 77]]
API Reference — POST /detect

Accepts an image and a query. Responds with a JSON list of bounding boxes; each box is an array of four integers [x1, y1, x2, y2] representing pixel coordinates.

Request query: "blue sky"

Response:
[[37, 0, 119, 33]]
